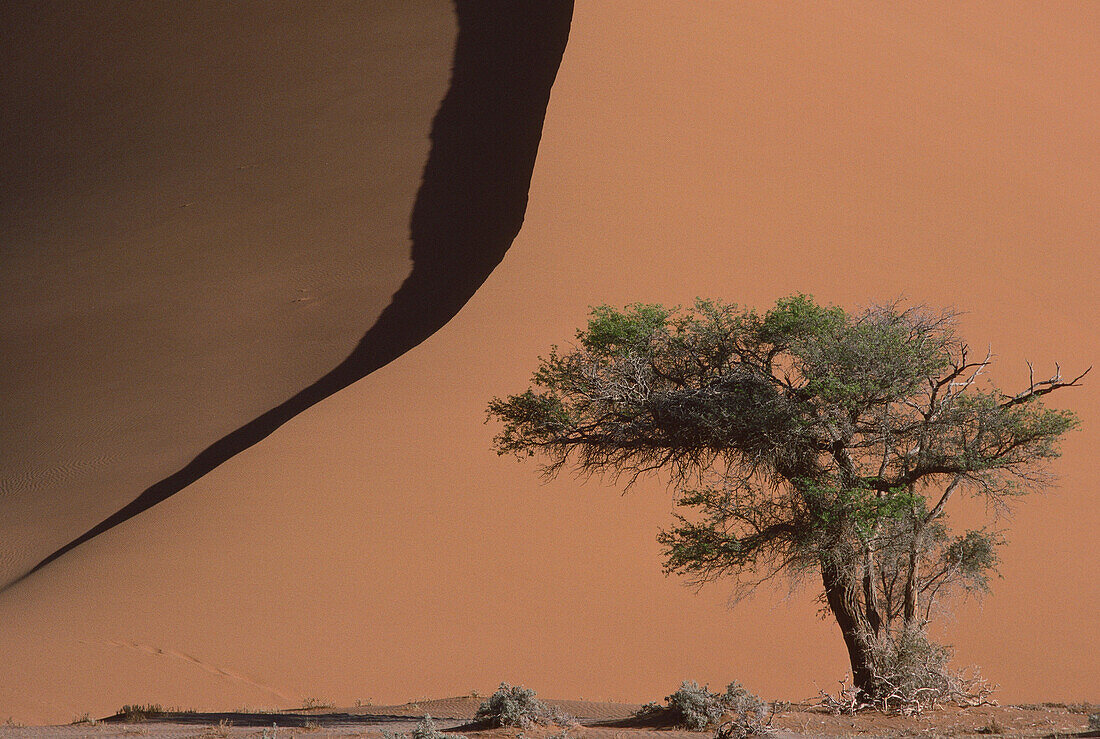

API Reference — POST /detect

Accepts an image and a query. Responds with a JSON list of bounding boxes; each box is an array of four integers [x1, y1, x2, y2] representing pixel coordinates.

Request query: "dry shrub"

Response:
[[975, 717, 1007, 735], [635, 681, 769, 735], [119, 704, 164, 723], [412, 714, 467, 739], [476, 683, 550, 728], [819, 631, 996, 715], [200, 719, 233, 738]]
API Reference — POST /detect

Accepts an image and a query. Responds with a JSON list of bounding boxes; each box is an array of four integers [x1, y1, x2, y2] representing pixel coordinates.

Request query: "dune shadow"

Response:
[[9, 0, 574, 589]]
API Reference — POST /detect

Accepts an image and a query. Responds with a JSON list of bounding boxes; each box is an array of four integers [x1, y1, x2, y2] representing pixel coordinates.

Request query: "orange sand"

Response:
[[1, 1, 1097, 726]]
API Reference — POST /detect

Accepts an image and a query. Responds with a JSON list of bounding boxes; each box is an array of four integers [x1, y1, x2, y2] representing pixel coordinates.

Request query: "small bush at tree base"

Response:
[[871, 630, 994, 714], [867, 631, 957, 712], [476, 683, 548, 727], [818, 631, 995, 716]]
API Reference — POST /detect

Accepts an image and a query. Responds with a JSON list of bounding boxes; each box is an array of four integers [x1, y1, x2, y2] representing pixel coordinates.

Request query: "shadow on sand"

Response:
[[11, 0, 574, 588]]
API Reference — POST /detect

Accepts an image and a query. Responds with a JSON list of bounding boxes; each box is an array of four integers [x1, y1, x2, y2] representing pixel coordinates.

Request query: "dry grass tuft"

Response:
[[119, 704, 164, 722], [975, 717, 1008, 734], [200, 719, 233, 738]]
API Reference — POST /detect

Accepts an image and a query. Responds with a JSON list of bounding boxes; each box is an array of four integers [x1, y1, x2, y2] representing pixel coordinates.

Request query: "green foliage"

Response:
[[944, 529, 1001, 592], [488, 294, 1084, 700], [490, 295, 1079, 579], [487, 390, 573, 459], [758, 293, 846, 358], [581, 303, 671, 357], [800, 480, 923, 538], [489, 295, 1079, 489]]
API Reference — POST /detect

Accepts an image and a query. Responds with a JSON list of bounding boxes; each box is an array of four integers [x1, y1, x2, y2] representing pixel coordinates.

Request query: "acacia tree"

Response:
[[487, 296, 1085, 704]]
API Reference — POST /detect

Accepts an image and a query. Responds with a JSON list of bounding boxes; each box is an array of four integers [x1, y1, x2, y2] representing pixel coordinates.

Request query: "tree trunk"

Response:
[[863, 545, 884, 638], [903, 530, 921, 628], [821, 558, 878, 699]]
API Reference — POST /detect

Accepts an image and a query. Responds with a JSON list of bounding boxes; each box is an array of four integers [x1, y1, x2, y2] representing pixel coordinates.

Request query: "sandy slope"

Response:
[[0, 1, 456, 582], [1, 0, 1098, 727]]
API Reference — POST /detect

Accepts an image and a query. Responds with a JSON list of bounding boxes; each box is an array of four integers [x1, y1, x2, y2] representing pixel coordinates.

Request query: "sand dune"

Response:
[[1, 0, 572, 586], [0, 0, 455, 583], [1, 0, 1097, 727]]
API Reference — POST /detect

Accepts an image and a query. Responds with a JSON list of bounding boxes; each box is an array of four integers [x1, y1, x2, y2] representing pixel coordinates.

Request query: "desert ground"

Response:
[[1, 0, 1097, 728], [0, 696, 1096, 739]]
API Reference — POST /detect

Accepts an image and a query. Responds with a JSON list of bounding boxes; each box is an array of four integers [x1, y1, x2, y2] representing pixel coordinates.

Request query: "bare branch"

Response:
[[1001, 365, 1091, 408]]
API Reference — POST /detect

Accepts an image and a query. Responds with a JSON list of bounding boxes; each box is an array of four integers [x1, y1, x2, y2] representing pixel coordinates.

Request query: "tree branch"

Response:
[[1001, 365, 1090, 408]]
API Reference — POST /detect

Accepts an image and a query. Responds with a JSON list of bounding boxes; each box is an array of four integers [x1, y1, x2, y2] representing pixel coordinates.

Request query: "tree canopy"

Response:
[[487, 295, 1086, 706]]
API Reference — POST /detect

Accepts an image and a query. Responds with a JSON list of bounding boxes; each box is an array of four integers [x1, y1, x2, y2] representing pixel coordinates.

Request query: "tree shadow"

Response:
[[10, 0, 574, 588]]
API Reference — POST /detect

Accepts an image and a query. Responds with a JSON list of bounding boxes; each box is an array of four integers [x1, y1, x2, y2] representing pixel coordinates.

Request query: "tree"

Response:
[[487, 295, 1085, 704]]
